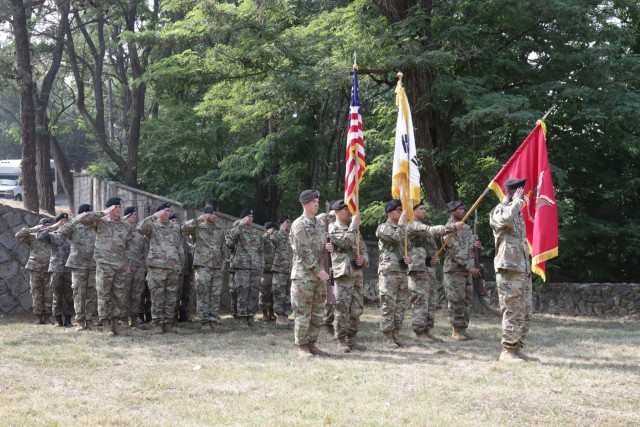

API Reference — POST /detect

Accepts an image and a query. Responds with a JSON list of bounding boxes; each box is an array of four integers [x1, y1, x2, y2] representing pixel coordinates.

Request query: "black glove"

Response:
[[399, 258, 409, 269], [350, 259, 364, 269]]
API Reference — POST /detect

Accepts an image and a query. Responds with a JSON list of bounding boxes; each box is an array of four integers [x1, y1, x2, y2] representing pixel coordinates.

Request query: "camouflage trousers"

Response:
[[194, 266, 223, 323], [28, 269, 52, 315], [51, 271, 73, 316], [259, 271, 274, 311], [234, 269, 261, 318], [443, 270, 473, 328], [378, 271, 409, 332], [323, 287, 335, 328], [496, 269, 533, 348], [333, 274, 364, 338], [96, 262, 127, 322], [407, 270, 438, 333], [123, 266, 146, 317], [291, 278, 326, 346], [147, 267, 180, 326], [272, 272, 292, 316], [71, 268, 97, 321]]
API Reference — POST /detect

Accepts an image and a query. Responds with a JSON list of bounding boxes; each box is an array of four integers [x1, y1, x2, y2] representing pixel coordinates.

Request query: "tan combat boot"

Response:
[[276, 315, 289, 325], [297, 345, 313, 358], [336, 336, 351, 353], [499, 346, 525, 363], [383, 331, 399, 349], [392, 330, 406, 347], [111, 317, 125, 336], [75, 318, 86, 331], [451, 327, 468, 341], [515, 346, 541, 363], [347, 335, 367, 351], [461, 329, 476, 340], [102, 319, 115, 337], [129, 315, 138, 328], [308, 342, 329, 357], [424, 328, 444, 343]]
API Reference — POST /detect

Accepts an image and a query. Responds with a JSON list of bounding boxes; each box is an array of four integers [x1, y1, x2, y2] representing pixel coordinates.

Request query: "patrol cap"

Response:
[[105, 197, 122, 208], [264, 221, 277, 230], [278, 214, 291, 224], [384, 200, 402, 213], [156, 201, 171, 212], [123, 206, 137, 217], [169, 213, 178, 221], [299, 189, 320, 203], [505, 178, 526, 190], [331, 199, 347, 211], [202, 205, 217, 214], [240, 208, 253, 218], [78, 204, 92, 214], [447, 200, 464, 212], [38, 217, 53, 225], [55, 213, 69, 221], [413, 199, 425, 209]]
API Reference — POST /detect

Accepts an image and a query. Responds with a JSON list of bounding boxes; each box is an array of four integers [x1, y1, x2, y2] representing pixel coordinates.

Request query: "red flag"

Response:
[[489, 120, 558, 281], [344, 68, 365, 214]]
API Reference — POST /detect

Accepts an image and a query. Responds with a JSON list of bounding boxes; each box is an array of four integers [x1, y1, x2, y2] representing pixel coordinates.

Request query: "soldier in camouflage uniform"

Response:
[[225, 208, 264, 327], [181, 205, 226, 332], [290, 190, 331, 357], [328, 199, 369, 353], [138, 202, 184, 334], [259, 222, 277, 322], [407, 200, 461, 343], [270, 215, 293, 325], [36, 213, 73, 327], [58, 204, 97, 330], [443, 200, 482, 341], [16, 217, 53, 324], [69, 197, 131, 336], [123, 207, 149, 328], [490, 178, 540, 363]]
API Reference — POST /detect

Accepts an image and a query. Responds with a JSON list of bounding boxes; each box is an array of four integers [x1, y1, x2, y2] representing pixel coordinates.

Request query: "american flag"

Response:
[[344, 68, 365, 214]]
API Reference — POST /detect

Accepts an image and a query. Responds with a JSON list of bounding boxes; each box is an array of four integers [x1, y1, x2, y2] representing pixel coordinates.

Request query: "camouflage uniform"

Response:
[[225, 224, 264, 319], [407, 221, 454, 334], [36, 226, 73, 317], [490, 198, 532, 349], [270, 228, 293, 317], [181, 218, 226, 323], [442, 220, 475, 328], [58, 221, 97, 322], [376, 220, 408, 333], [123, 222, 149, 319], [71, 212, 131, 323], [15, 226, 52, 316], [259, 232, 275, 315], [329, 220, 368, 340], [138, 216, 184, 326]]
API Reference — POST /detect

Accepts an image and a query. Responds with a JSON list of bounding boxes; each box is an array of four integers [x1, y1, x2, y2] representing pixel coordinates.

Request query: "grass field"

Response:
[[1, 308, 638, 426]]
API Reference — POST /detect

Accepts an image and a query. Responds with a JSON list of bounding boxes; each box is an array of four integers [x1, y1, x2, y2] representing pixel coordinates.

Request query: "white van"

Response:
[[0, 159, 58, 201]]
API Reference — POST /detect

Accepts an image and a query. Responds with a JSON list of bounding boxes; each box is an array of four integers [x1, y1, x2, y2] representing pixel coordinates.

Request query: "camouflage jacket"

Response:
[[225, 223, 264, 271], [58, 221, 96, 269], [442, 219, 475, 273], [329, 220, 369, 278], [407, 221, 454, 272], [138, 216, 184, 271], [290, 214, 325, 280], [125, 222, 149, 270], [181, 218, 226, 268], [15, 226, 51, 272], [489, 199, 531, 273], [71, 212, 131, 267], [269, 229, 292, 274], [36, 225, 70, 273], [376, 220, 407, 274], [262, 232, 275, 272]]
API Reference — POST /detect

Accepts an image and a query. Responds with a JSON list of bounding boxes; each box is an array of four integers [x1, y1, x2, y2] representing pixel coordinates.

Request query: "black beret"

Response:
[[299, 189, 320, 203], [331, 199, 347, 211], [78, 204, 92, 214], [169, 213, 178, 221], [413, 199, 425, 209], [55, 213, 69, 221], [505, 178, 526, 190], [278, 214, 290, 224], [38, 217, 53, 225], [105, 197, 122, 208], [202, 205, 217, 214], [264, 221, 277, 230], [240, 208, 253, 219], [155, 201, 171, 212], [447, 200, 464, 212], [123, 207, 137, 217], [384, 200, 402, 213]]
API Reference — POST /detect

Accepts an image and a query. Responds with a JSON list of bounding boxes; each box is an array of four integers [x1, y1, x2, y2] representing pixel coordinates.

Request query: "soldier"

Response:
[[181, 205, 226, 332], [328, 199, 369, 353], [138, 202, 184, 334], [58, 204, 97, 330], [490, 178, 540, 363], [122, 207, 149, 328], [290, 190, 331, 357], [270, 214, 293, 325], [68, 197, 131, 336], [225, 208, 264, 327], [259, 222, 277, 322], [16, 217, 53, 325], [36, 213, 73, 327], [407, 200, 461, 343], [442, 200, 482, 341]]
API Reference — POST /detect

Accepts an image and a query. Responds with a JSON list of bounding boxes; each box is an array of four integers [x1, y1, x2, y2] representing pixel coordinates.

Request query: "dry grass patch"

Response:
[[0, 309, 638, 426]]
